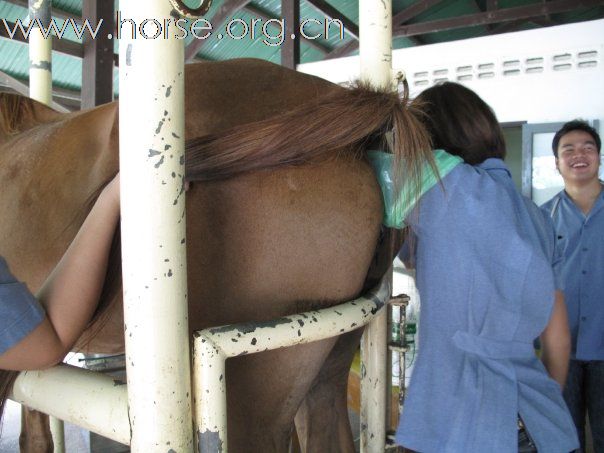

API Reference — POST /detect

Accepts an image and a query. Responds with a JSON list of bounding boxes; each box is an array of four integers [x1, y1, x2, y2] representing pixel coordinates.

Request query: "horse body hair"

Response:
[[0, 77, 432, 439]]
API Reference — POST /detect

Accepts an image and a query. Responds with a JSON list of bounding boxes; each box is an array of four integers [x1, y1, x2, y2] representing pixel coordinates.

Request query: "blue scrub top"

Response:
[[541, 186, 604, 361], [396, 159, 578, 453], [0, 256, 45, 355]]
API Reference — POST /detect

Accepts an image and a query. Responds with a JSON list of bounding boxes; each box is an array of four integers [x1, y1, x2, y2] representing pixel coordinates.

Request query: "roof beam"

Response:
[[487, 18, 525, 35], [393, 0, 604, 38], [532, 16, 558, 26], [392, 0, 442, 25], [2, 0, 82, 25], [0, 70, 72, 111], [0, 20, 83, 57], [324, 0, 439, 60], [480, 0, 497, 31], [323, 39, 356, 60], [541, 0, 554, 25], [244, 3, 331, 54], [304, 0, 359, 39], [281, 0, 300, 69], [185, 0, 251, 62], [81, 0, 114, 109]]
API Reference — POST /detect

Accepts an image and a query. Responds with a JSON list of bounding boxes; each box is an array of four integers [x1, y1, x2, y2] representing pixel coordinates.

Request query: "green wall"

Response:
[[502, 126, 523, 191]]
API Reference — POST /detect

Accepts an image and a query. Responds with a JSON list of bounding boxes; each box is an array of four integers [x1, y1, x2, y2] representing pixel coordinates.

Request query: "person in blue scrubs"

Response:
[[394, 83, 578, 452], [0, 174, 120, 420], [541, 120, 603, 453]]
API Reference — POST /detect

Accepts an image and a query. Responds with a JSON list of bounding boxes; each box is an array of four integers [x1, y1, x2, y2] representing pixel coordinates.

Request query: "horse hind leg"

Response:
[[294, 330, 362, 453], [19, 407, 53, 453]]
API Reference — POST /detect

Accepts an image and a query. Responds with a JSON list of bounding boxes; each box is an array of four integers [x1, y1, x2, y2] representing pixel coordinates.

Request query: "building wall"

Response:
[[299, 19, 604, 127]]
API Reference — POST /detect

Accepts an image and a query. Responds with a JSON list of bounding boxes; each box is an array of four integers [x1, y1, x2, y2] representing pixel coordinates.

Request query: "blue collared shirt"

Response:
[[541, 186, 604, 361], [0, 256, 45, 355], [396, 158, 578, 453]]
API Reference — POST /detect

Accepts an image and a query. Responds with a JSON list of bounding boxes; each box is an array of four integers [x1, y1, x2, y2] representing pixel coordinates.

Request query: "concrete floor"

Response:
[[1, 390, 597, 452], [0, 400, 90, 452]]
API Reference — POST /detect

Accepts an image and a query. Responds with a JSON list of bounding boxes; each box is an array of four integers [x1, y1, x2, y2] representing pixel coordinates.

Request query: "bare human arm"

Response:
[[540, 290, 571, 389], [0, 174, 120, 371]]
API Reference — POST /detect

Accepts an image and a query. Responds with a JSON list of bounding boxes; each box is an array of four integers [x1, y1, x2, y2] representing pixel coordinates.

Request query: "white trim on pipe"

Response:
[[119, 1, 192, 451], [28, 0, 52, 105], [359, 0, 394, 91], [192, 275, 391, 452], [10, 365, 130, 445], [359, 1, 393, 451]]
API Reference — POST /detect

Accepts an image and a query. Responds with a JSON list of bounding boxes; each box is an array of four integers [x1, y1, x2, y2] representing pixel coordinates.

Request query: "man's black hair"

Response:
[[552, 120, 601, 157]]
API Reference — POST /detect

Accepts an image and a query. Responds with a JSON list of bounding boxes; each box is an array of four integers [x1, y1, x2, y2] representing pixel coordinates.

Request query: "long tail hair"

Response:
[[186, 82, 434, 209], [0, 93, 36, 136], [0, 370, 17, 434]]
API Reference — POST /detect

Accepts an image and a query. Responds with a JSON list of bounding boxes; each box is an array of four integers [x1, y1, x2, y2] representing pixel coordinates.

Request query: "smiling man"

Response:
[[541, 120, 603, 453]]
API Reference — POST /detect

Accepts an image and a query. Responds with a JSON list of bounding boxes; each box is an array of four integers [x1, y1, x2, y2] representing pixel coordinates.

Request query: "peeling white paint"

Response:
[[192, 275, 391, 452], [119, 0, 192, 451], [359, 1, 392, 451]]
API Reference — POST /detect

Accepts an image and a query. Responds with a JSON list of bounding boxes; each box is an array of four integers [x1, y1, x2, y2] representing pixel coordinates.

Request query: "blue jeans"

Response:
[[563, 360, 604, 453]]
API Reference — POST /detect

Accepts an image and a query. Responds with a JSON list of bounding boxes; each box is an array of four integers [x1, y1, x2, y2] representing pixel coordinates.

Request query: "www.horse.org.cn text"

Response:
[[1, 12, 346, 47]]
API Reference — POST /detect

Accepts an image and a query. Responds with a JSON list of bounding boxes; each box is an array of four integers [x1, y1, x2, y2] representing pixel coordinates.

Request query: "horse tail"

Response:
[[0, 93, 36, 136], [0, 370, 18, 430], [185, 82, 434, 209]]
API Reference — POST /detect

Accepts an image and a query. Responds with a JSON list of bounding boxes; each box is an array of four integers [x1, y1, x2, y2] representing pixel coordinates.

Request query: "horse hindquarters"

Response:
[[294, 227, 404, 453], [185, 156, 383, 451]]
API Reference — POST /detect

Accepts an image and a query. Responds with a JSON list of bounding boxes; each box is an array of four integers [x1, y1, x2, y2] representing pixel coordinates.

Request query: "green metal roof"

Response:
[[1, 0, 603, 107]]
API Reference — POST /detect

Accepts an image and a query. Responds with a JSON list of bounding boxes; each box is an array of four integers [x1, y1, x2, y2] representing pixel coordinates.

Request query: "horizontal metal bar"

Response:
[[389, 295, 410, 306], [194, 276, 390, 358], [193, 275, 391, 451], [10, 365, 131, 446]]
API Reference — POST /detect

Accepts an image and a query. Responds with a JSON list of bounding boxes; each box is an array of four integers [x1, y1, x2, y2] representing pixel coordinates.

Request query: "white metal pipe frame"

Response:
[[192, 274, 391, 452], [10, 275, 391, 451], [118, 0, 193, 451], [9, 1, 396, 451], [27, 1, 65, 450], [28, 0, 52, 105], [10, 365, 131, 445], [359, 0, 393, 452]]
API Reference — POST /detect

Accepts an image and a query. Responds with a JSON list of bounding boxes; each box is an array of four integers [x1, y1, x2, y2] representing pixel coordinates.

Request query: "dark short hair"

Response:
[[552, 120, 601, 157], [414, 82, 505, 165]]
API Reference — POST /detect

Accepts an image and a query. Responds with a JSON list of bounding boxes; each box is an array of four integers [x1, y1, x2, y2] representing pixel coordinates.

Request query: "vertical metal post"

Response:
[[281, 0, 300, 69], [359, 1, 393, 451], [81, 0, 115, 109], [359, 0, 393, 90], [193, 337, 227, 452], [28, 0, 52, 105], [119, 1, 193, 451], [28, 1, 64, 450], [49, 415, 65, 453]]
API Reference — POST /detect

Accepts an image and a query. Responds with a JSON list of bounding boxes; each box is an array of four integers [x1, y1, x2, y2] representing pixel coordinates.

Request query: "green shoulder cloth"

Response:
[[367, 149, 462, 228]]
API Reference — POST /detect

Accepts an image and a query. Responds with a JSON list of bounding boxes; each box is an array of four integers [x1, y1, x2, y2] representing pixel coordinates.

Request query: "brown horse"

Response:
[[0, 58, 428, 452]]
